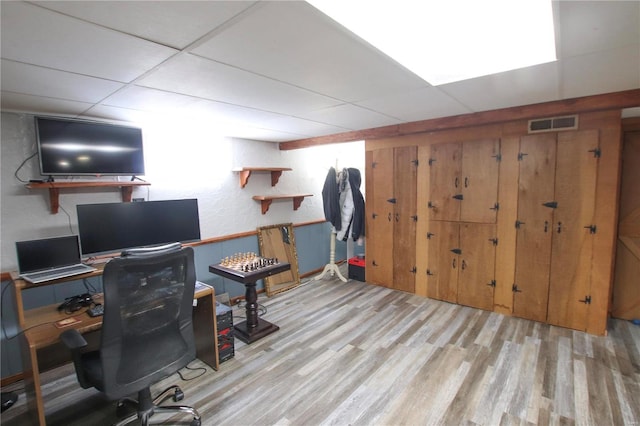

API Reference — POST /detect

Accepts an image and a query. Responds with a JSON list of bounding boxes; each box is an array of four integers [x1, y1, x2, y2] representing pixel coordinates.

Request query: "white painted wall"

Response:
[[1, 112, 365, 272]]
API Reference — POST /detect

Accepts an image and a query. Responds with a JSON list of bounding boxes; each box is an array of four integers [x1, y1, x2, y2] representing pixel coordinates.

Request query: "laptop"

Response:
[[16, 235, 96, 284]]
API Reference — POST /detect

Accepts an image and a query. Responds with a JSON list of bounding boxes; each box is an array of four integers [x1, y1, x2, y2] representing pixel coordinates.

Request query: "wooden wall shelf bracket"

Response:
[[252, 194, 313, 214], [26, 181, 150, 214], [233, 167, 292, 188]]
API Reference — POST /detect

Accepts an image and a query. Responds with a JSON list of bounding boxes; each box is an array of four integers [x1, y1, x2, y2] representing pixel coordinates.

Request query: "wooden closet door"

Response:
[[547, 130, 599, 330], [429, 142, 461, 221], [366, 148, 395, 287], [460, 139, 500, 223], [457, 223, 497, 311], [393, 146, 418, 293], [513, 134, 557, 323], [427, 221, 459, 303]]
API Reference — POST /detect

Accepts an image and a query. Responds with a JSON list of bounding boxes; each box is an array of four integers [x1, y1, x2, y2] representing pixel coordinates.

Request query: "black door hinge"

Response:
[[588, 148, 601, 158], [410, 267, 417, 274], [488, 238, 498, 246], [512, 284, 522, 293], [487, 280, 496, 287], [584, 225, 597, 234], [426, 269, 434, 276], [411, 215, 418, 222], [429, 158, 436, 166], [579, 295, 592, 304], [428, 201, 436, 209], [427, 232, 435, 239], [515, 220, 525, 229], [518, 152, 528, 161], [492, 153, 502, 162], [372, 213, 378, 219], [490, 202, 500, 211], [412, 159, 419, 166]]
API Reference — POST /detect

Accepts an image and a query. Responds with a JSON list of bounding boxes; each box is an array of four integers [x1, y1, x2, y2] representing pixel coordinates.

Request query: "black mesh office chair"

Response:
[[61, 245, 201, 426]]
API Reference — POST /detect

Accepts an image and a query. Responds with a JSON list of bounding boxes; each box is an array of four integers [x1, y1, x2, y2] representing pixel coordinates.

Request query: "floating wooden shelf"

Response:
[[26, 181, 150, 214], [252, 194, 313, 214], [233, 167, 292, 188]]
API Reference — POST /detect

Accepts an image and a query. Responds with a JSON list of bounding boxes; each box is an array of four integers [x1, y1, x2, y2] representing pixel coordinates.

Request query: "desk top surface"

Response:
[[20, 285, 213, 350]]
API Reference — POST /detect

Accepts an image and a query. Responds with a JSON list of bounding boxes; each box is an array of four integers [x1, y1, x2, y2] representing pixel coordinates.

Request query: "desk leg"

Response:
[[21, 337, 45, 425], [234, 281, 279, 344]]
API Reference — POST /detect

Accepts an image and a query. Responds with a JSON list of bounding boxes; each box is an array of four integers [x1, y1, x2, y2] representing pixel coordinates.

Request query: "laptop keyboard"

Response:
[[23, 264, 95, 282]]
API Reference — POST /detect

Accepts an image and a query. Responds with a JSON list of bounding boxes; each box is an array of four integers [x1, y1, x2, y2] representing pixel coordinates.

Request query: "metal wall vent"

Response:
[[528, 115, 578, 133]]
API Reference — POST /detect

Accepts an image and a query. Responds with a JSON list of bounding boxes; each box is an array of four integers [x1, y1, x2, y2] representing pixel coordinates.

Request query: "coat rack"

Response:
[[316, 162, 348, 282], [315, 230, 348, 282]]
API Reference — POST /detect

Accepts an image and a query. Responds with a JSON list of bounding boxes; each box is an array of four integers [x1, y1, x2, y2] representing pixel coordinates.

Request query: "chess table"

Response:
[[209, 256, 290, 343]]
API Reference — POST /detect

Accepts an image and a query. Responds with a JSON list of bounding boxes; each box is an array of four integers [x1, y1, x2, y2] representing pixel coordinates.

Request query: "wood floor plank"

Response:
[[1, 271, 639, 426]]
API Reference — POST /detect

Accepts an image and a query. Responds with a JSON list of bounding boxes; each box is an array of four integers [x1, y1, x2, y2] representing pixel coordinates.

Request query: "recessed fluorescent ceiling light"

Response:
[[307, 0, 556, 85]]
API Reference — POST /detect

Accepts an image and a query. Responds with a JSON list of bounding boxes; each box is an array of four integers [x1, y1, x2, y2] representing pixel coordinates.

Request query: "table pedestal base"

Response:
[[234, 318, 279, 344]]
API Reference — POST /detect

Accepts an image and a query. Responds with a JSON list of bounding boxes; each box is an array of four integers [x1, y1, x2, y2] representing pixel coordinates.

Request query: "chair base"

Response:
[[115, 385, 200, 426]]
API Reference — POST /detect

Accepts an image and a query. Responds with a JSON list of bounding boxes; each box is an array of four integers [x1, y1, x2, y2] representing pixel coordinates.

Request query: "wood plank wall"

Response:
[[365, 110, 623, 335], [612, 118, 640, 320]]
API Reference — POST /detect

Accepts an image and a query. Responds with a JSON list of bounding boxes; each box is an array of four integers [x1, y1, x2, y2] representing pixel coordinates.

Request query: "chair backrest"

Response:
[[99, 246, 196, 400]]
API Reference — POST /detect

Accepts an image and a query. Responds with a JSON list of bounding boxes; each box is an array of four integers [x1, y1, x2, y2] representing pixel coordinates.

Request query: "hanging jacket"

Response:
[[347, 168, 365, 242], [336, 169, 353, 241], [322, 167, 341, 230], [336, 168, 365, 242]]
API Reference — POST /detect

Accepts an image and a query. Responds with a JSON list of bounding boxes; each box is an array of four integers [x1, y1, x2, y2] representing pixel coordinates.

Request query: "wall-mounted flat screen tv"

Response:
[[77, 199, 200, 257], [35, 116, 145, 177]]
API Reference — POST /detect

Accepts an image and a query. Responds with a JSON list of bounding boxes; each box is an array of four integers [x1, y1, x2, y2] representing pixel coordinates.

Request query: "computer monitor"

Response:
[[77, 199, 200, 257]]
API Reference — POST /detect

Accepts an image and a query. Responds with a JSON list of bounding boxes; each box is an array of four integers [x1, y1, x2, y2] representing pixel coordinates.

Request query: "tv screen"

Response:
[[35, 116, 145, 177], [77, 199, 200, 257]]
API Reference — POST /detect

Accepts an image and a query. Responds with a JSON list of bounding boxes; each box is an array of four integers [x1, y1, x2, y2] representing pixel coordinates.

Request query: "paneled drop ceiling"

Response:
[[1, 1, 639, 143]]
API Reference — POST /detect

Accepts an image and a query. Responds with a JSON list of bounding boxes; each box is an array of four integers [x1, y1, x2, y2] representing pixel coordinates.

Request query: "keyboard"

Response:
[[20, 264, 96, 284], [87, 304, 104, 317]]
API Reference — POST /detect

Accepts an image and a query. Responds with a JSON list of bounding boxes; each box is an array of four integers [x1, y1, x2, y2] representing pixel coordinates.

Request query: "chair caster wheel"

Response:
[[190, 418, 201, 426], [173, 388, 184, 402]]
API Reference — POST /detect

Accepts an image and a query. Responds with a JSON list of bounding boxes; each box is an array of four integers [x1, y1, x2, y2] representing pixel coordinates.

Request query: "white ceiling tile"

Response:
[[260, 115, 350, 137], [191, 1, 428, 102], [223, 127, 308, 143], [1, 60, 124, 103], [181, 99, 297, 127], [560, 45, 640, 99], [557, 0, 640, 58], [1, 1, 638, 142], [1, 91, 93, 116], [355, 87, 472, 122], [440, 61, 561, 112], [32, 1, 256, 50], [80, 104, 155, 124], [102, 86, 200, 112], [297, 103, 401, 130], [137, 54, 342, 115], [0, 1, 178, 82]]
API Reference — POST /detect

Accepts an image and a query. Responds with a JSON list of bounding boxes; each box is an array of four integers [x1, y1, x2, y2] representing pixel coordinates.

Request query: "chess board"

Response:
[[219, 252, 279, 273], [210, 253, 290, 284]]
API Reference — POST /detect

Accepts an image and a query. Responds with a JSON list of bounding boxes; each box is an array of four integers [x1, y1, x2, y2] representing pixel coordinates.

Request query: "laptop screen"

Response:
[[16, 235, 83, 274]]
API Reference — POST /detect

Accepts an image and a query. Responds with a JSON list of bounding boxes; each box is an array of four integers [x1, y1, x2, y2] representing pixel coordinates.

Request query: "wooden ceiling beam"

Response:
[[279, 89, 640, 150]]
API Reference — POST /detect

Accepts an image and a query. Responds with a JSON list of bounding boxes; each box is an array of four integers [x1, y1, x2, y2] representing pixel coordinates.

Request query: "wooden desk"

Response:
[[10, 267, 218, 426]]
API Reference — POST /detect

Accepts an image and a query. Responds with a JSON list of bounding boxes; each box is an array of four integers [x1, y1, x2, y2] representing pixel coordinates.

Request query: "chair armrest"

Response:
[[60, 329, 88, 351]]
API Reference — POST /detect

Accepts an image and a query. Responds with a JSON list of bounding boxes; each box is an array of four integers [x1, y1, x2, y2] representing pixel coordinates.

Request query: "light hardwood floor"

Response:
[[2, 270, 639, 425]]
